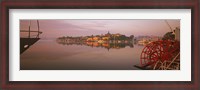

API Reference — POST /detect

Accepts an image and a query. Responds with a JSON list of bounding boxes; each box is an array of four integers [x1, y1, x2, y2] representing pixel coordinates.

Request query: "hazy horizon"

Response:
[[20, 19, 180, 39]]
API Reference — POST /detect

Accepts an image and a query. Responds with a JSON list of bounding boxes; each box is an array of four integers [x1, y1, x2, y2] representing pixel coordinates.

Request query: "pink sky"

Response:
[[20, 20, 180, 38]]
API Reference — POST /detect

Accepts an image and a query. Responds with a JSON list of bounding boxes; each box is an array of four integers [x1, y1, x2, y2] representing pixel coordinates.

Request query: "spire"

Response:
[[107, 31, 110, 34]]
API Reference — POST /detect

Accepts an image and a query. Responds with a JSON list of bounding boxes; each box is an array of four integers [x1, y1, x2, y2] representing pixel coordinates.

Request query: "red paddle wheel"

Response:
[[140, 40, 180, 69]]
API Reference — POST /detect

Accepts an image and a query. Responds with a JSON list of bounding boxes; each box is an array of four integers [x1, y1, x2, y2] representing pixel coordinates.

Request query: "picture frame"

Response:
[[0, 0, 199, 89]]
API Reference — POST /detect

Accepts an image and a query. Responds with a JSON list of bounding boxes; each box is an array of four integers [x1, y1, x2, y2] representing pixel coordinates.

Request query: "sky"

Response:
[[20, 20, 180, 39]]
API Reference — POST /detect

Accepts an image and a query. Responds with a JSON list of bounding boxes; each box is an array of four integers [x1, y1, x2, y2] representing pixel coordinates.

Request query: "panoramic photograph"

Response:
[[20, 20, 180, 70]]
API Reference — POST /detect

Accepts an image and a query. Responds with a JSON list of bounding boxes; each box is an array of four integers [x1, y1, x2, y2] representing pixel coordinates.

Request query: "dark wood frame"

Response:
[[0, 0, 199, 89]]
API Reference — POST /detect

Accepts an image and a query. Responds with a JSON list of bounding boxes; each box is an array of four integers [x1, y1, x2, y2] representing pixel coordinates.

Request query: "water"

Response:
[[20, 39, 144, 70]]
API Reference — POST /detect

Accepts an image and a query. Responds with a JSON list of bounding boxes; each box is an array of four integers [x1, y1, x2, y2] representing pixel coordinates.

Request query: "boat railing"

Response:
[[20, 20, 42, 38]]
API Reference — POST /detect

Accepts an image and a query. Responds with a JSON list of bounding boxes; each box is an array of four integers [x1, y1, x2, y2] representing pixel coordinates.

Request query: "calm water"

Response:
[[20, 39, 144, 70]]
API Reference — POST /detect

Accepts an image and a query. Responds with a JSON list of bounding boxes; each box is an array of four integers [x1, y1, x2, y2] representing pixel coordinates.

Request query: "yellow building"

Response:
[[86, 38, 93, 41], [93, 37, 100, 41], [113, 33, 121, 37], [102, 37, 110, 41]]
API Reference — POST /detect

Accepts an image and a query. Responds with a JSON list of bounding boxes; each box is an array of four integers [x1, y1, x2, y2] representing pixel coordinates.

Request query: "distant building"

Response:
[[58, 31, 133, 43], [86, 38, 93, 41], [150, 36, 161, 41], [136, 35, 161, 45], [105, 31, 111, 37], [102, 37, 110, 40], [113, 33, 121, 37], [93, 37, 100, 41]]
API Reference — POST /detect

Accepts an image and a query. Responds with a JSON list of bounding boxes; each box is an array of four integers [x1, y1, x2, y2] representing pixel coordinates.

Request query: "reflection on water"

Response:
[[20, 39, 144, 70], [56, 39, 134, 51]]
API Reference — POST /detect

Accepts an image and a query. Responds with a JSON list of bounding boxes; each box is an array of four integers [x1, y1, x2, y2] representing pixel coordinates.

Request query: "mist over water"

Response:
[[20, 39, 144, 70]]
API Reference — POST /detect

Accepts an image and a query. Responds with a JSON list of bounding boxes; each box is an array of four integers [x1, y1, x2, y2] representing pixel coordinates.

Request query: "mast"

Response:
[[28, 20, 31, 38], [165, 20, 173, 32], [37, 20, 40, 38]]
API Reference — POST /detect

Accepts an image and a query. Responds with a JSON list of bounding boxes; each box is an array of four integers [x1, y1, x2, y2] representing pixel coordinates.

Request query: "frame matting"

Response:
[[0, 0, 199, 89]]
